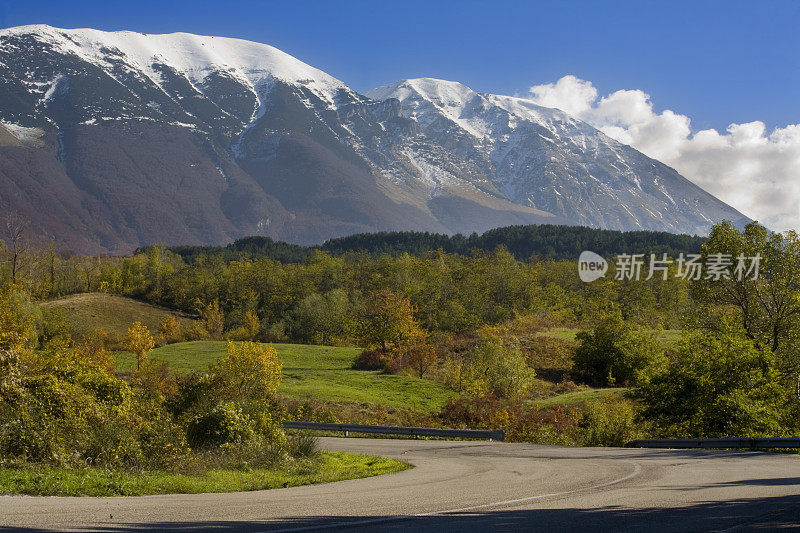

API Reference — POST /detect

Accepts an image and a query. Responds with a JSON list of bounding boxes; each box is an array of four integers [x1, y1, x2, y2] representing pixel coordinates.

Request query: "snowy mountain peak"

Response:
[[0, 25, 349, 107], [366, 77, 573, 141], [367, 78, 477, 106], [368, 78, 490, 137]]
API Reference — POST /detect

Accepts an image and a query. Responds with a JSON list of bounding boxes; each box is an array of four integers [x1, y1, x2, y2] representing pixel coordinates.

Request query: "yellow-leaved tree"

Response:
[[125, 321, 154, 370], [157, 315, 182, 345], [200, 301, 224, 340], [358, 289, 420, 351], [215, 341, 282, 399], [0, 285, 38, 353], [242, 311, 261, 341]]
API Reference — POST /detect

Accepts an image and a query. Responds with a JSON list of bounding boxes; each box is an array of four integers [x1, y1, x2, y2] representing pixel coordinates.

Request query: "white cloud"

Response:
[[528, 76, 800, 232], [528, 75, 598, 117]]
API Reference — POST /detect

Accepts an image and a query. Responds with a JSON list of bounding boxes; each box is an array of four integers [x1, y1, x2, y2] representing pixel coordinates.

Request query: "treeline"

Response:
[[3, 243, 691, 340], [166, 224, 708, 264]]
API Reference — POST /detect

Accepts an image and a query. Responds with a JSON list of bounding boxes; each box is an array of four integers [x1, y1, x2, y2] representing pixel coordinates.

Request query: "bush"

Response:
[[1, 373, 100, 464], [458, 327, 535, 399], [635, 324, 788, 438], [352, 349, 387, 371], [166, 373, 220, 418], [186, 402, 256, 448], [579, 398, 641, 447], [157, 315, 182, 345], [39, 306, 72, 343], [288, 434, 319, 458], [213, 342, 282, 399], [439, 396, 580, 445], [0, 286, 38, 352], [574, 314, 665, 387], [183, 320, 210, 341]]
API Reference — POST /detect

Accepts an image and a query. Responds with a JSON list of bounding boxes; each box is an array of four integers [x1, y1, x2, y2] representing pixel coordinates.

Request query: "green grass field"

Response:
[[0, 452, 409, 496], [538, 327, 683, 348], [529, 387, 629, 408], [115, 341, 458, 413], [41, 293, 194, 338]]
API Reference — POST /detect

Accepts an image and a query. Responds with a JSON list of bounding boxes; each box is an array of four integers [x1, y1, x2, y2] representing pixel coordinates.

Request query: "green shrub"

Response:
[[459, 327, 535, 399], [574, 313, 665, 387], [288, 434, 319, 459], [579, 398, 641, 447], [166, 373, 219, 418], [635, 323, 788, 438], [1, 374, 99, 464], [186, 402, 257, 448]]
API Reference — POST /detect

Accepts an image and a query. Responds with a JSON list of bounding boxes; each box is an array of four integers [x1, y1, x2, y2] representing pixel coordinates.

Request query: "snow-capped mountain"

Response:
[[0, 25, 748, 253], [367, 78, 744, 233]]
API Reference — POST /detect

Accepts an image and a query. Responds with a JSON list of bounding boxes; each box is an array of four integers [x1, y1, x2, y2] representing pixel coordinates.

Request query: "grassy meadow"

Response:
[[538, 327, 683, 348], [115, 341, 459, 413]]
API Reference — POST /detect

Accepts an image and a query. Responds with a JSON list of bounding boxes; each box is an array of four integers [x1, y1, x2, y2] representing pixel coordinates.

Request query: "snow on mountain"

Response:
[[366, 77, 748, 234], [0, 25, 349, 111], [0, 26, 749, 253]]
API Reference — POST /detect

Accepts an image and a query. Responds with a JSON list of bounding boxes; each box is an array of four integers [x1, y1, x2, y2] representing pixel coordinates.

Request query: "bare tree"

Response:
[[2, 211, 30, 284]]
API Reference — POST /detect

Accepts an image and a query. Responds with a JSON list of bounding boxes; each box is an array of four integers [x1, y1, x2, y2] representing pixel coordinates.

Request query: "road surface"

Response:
[[1, 437, 799, 531]]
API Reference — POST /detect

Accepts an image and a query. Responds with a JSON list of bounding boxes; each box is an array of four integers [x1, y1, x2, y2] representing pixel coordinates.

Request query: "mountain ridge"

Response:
[[0, 25, 748, 253]]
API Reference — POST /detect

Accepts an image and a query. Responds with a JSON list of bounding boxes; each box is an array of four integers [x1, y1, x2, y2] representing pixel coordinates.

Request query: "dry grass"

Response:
[[41, 293, 194, 339]]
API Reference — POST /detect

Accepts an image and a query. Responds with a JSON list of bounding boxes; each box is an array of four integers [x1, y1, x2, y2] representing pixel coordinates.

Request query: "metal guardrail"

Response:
[[282, 421, 505, 441], [628, 438, 800, 449]]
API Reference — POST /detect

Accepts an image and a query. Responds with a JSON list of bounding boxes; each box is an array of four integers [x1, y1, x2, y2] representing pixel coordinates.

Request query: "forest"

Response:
[[167, 224, 708, 264], [1, 219, 799, 493]]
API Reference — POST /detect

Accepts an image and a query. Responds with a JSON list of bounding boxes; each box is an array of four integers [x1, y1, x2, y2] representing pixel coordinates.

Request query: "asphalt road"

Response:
[[2, 437, 799, 532]]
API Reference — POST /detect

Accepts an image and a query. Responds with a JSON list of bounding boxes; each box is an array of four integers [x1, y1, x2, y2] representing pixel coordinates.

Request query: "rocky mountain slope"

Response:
[[0, 25, 748, 253]]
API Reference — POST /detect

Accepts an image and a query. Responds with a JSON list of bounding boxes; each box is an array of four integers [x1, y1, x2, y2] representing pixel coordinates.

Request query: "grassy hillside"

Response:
[[538, 327, 683, 348], [114, 341, 458, 413], [41, 293, 194, 338]]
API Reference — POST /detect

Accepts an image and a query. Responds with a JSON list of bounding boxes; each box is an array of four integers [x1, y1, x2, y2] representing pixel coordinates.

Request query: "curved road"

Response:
[[2, 437, 799, 532]]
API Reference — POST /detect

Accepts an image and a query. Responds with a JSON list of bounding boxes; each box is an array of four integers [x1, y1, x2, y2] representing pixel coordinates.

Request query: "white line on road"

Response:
[[266, 462, 643, 532]]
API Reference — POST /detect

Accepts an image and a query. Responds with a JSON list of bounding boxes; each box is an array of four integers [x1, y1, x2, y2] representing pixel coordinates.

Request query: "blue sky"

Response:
[[1, 0, 797, 132]]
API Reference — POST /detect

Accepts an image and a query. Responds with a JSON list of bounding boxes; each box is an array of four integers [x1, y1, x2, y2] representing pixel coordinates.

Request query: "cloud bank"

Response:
[[528, 75, 800, 232]]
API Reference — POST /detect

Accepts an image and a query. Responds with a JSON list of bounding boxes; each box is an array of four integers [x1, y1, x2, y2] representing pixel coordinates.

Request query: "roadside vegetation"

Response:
[[1, 220, 799, 497], [0, 289, 408, 495], [0, 452, 408, 496]]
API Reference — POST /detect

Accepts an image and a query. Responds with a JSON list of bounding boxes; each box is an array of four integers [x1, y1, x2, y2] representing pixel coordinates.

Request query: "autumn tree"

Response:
[[157, 315, 182, 345], [74, 328, 114, 373], [405, 340, 437, 378], [358, 289, 420, 351], [0, 285, 38, 386], [199, 300, 224, 340], [125, 321, 154, 370], [1, 212, 31, 284], [0, 285, 38, 352], [214, 341, 282, 399], [241, 311, 261, 341]]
